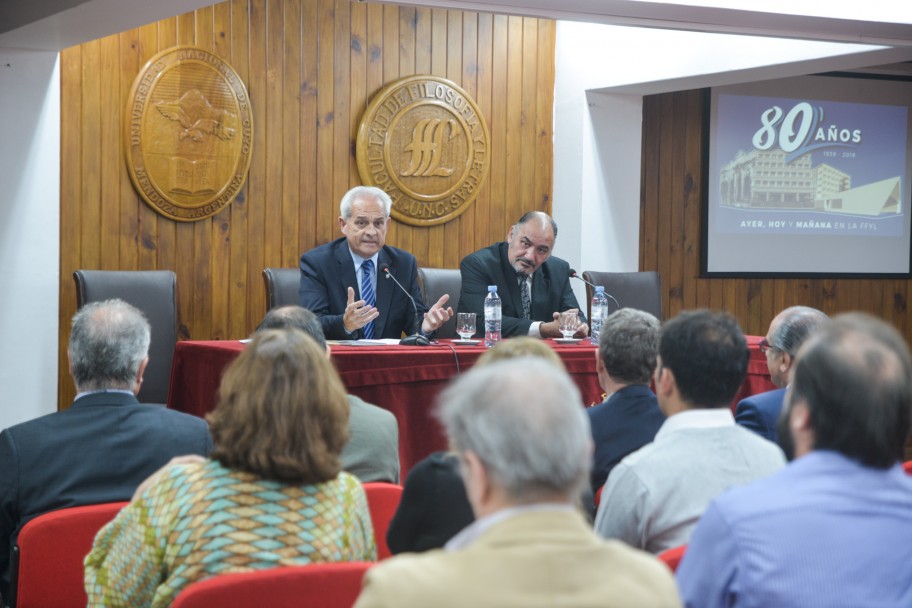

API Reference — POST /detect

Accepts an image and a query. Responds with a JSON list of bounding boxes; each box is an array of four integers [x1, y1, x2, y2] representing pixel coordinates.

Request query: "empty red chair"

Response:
[[658, 544, 687, 573], [12, 501, 128, 608], [903, 460, 912, 475], [363, 482, 403, 560], [171, 562, 374, 608]]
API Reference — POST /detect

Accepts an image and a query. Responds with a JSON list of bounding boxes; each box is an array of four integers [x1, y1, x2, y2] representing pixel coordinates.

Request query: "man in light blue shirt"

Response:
[[677, 313, 912, 608]]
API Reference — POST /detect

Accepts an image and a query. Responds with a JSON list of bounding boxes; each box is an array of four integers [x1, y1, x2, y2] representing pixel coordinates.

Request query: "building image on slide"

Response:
[[719, 148, 901, 217]]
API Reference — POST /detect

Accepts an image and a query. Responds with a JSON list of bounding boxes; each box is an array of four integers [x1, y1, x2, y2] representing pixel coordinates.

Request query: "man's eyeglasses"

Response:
[[758, 337, 777, 355]]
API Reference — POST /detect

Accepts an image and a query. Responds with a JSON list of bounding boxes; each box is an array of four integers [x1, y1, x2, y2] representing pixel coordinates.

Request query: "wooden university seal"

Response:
[[356, 76, 491, 227], [124, 46, 253, 222]]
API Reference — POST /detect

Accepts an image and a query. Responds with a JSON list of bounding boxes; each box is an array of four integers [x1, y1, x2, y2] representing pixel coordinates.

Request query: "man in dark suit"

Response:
[[588, 308, 665, 495], [0, 299, 212, 604], [735, 306, 829, 443], [299, 186, 452, 340], [457, 211, 587, 339]]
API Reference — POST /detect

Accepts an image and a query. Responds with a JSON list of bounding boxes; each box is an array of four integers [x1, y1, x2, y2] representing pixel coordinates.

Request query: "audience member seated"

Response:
[[84, 329, 375, 607], [356, 357, 681, 607], [594, 310, 785, 554], [678, 313, 912, 607], [258, 305, 400, 482], [588, 308, 665, 495], [0, 299, 212, 606], [735, 305, 828, 443], [385, 337, 565, 555]]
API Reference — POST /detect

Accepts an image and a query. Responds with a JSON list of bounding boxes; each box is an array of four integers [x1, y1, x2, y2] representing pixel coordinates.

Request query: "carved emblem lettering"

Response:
[[124, 46, 253, 222], [356, 76, 490, 227]]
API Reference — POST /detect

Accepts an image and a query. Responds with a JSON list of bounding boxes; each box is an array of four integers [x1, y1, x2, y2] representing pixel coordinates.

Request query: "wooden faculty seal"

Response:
[[124, 46, 253, 222], [356, 76, 490, 227]]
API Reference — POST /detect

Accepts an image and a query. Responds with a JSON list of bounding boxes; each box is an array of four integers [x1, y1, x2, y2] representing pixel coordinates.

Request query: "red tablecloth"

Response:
[[168, 337, 774, 477]]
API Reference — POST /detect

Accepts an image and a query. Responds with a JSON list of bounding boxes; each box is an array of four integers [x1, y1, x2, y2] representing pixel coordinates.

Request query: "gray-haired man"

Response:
[[0, 299, 212, 604], [354, 358, 680, 608]]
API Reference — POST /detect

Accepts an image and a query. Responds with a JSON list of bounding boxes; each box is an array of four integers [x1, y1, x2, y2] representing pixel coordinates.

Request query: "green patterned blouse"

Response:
[[84, 459, 376, 607]]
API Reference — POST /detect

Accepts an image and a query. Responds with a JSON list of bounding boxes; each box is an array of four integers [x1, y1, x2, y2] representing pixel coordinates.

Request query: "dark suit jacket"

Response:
[[735, 387, 786, 443], [587, 384, 666, 494], [457, 242, 584, 337], [0, 392, 212, 602], [299, 237, 429, 340]]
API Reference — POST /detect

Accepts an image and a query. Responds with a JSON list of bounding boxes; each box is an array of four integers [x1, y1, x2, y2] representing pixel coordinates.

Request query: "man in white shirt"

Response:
[[595, 310, 785, 554], [354, 358, 680, 608]]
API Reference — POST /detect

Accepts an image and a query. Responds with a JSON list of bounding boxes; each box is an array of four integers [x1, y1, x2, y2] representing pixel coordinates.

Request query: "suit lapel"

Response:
[[333, 240, 359, 301], [374, 248, 396, 337], [498, 243, 523, 316], [531, 266, 552, 320]]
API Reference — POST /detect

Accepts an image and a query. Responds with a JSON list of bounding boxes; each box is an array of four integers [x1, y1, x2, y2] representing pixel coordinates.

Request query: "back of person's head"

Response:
[[599, 308, 660, 385], [208, 329, 349, 483], [257, 305, 327, 350], [770, 306, 830, 356], [476, 336, 565, 370], [788, 312, 912, 468], [437, 357, 590, 503], [68, 299, 151, 392], [660, 309, 748, 408]]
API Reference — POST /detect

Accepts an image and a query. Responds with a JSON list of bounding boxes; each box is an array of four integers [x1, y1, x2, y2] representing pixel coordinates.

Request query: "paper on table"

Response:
[[328, 338, 402, 346]]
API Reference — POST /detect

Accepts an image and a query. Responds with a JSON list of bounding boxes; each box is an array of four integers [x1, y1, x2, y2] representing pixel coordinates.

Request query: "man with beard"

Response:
[[677, 313, 912, 607]]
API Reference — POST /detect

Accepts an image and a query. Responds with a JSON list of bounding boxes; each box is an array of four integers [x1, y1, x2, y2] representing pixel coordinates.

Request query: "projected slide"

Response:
[[704, 75, 912, 276]]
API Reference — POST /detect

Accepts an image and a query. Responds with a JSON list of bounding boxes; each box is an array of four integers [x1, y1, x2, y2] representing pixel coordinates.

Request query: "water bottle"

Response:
[[590, 286, 609, 345], [483, 285, 502, 348]]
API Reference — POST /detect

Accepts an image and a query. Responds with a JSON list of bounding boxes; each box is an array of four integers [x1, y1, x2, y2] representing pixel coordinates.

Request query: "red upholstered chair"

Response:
[[363, 482, 403, 560], [903, 460, 912, 475], [171, 562, 374, 608], [658, 544, 687, 573], [11, 501, 128, 608]]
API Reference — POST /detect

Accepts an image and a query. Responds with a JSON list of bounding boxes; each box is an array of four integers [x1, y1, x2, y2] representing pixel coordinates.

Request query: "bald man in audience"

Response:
[[595, 310, 785, 554], [354, 358, 680, 608], [678, 313, 912, 607], [735, 305, 829, 443], [258, 305, 399, 483], [0, 300, 212, 605]]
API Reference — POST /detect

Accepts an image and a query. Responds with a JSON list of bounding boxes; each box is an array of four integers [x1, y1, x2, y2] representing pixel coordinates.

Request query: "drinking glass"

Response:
[[456, 312, 477, 340], [559, 310, 579, 339]]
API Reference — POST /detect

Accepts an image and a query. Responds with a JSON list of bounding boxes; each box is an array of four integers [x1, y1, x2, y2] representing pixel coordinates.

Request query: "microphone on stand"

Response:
[[569, 269, 620, 311], [380, 263, 430, 346]]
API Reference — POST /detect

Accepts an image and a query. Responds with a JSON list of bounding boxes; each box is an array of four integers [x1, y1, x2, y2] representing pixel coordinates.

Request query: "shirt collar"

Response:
[[74, 388, 135, 400], [445, 503, 575, 551], [348, 247, 379, 271], [655, 407, 734, 440]]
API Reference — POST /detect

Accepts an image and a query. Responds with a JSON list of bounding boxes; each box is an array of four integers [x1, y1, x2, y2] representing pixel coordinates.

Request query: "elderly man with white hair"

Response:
[[354, 357, 680, 608]]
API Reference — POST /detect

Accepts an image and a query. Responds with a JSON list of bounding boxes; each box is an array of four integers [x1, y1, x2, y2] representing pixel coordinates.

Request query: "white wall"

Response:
[[0, 49, 61, 429]]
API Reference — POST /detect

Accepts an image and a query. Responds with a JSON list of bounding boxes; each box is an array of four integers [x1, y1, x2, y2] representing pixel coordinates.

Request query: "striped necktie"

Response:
[[361, 259, 376, 339]]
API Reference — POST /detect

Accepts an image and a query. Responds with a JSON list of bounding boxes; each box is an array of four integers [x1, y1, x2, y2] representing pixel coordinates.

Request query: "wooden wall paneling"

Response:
[[654, 93, 675, 318], [209, 1, 234, 340], [639, 95, 658, 275], [682, 89, 703, 313], [298, 0, 317, 256], [315, 0, 336, 246], [535, 21, 555, 218], [58, 0, 558, 408], [667, 91, 686, 320], [457, 13, 479, 267], [280, 0, 302, 273], [59, 45, 82, 408], [391, 6, 413, 257], [440, 11, 463, 270], [331, 0, 352, 246], [228, 0, 252, 339]]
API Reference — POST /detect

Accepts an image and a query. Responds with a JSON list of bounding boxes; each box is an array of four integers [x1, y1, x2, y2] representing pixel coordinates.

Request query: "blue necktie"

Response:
[[361, 259, 376, 339]]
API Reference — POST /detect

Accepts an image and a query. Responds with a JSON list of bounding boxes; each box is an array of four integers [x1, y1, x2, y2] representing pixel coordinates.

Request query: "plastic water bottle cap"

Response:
[[595, 286, 605, 293], [488, 285, 497, 292]]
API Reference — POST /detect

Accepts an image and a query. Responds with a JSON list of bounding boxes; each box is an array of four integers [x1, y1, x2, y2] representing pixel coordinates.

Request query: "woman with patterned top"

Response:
[[84, 329, 376, 607]]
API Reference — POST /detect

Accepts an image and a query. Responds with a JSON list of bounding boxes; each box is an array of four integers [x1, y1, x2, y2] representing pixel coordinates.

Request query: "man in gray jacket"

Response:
[[258, 305, 400, 483]]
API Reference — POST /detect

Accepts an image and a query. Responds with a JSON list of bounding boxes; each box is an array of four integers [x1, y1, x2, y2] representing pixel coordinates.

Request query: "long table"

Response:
[[168, 337, 774, 477]]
